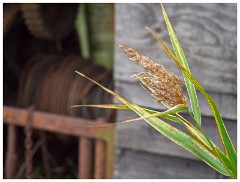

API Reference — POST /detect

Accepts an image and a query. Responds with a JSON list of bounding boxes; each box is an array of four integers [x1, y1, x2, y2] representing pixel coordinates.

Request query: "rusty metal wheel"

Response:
[[21, 3, 78, 40], [17, 54, 58, 107], [18, 53, 115, 121], [3, 4, 20, 35]]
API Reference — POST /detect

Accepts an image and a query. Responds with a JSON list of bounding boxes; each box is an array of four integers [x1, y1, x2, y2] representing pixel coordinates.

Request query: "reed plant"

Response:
[[73, 4, 237, 178]]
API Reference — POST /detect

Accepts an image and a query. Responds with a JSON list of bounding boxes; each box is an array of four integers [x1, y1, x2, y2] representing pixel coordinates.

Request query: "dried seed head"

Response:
[[119, 44, 186, 107]]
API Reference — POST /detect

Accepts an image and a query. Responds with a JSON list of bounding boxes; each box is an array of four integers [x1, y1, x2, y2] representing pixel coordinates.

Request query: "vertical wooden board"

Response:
[[115, 3, 237, 94], [114, 148, 221, 179]]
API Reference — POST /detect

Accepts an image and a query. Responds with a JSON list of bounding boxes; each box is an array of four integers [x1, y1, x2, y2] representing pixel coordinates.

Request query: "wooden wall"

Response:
[[114, 3, 237, 179]]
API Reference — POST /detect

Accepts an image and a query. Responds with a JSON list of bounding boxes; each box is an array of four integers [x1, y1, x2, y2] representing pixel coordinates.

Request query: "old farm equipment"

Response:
[[3, 3, 115, 179]]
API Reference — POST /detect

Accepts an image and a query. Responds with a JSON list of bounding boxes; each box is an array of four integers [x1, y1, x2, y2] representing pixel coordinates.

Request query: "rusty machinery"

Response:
[[3, 3, 115, 179]]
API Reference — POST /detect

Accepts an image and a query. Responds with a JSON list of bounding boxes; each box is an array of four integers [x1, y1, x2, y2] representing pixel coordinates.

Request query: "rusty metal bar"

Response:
[[5, 124, 17, 178], [24, 106, 34, 179], [39, 131, 51, 178], [3, 106, 114, 141], [105, 138, 115, 179], [79, 137, 93, 178], [94, 118, 105, 179], [3, 106, 115, 178]]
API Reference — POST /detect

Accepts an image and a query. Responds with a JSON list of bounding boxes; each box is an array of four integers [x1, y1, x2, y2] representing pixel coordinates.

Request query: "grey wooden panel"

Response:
[[115, 3, 237, 95], [114, 3, 237, 179], [115, 109, 237, 160], [115, 81, 237, 120], [114, 148, 225, 179]]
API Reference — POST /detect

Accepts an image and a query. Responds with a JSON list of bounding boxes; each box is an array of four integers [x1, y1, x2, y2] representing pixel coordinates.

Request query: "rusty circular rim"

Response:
[[18, 54, 55, 107], [79, 66, 112, 119], [51, 54, 78, 114], [68, 63, 95, 117], [18, 53, 115, 121], [35, 55, 60, 111], [94, 73, 112, 119], [17, 54, 42, 106], [38, 57, 61, 112], [58, 55, 81, 115], [56, 55, 89, 115], [3, 4, 20, 35], [21, 4, 78, 40], [79, 66, 111, 119], [67, 57, 92, 116], [48, 55, 77, 114], [81, 65, 106, 119], [28, 54, 59, 107]]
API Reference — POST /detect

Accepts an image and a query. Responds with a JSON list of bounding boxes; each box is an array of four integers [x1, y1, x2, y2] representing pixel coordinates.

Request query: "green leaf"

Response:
[[145, 28, 237, 178], [74, 102, 233, 177], [215, 147, 237, 178], [160, 114, 184, 125], [72, 103, 184, 126], [140, 112, 229, 176], [163, 103, 215, 151], [72, 103, 185, 125], [75, 71, 230, 176], [120, 104, 187, 124], [71, 104, 130, 110], [160, 4, 201, 127]]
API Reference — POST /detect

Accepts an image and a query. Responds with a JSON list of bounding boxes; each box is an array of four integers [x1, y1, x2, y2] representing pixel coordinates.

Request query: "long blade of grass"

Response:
[[163, 102, 215, 150], [75, 71, 230, 176], [146, 28, 237, 176], [141, 115, 229, 176], [72, 103, 174, 114], [72, 103, 186, 125], [72, 103, 184, 125], [160, 4, 201, 127], [215, 147, 237, 178], [117, 104, 187, 124], [80, 103, 235, 176], [71, 104, 130, 110], [72, 104, 187, 116]]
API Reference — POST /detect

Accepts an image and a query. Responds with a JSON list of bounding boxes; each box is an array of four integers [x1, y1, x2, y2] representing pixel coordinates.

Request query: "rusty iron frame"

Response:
[[3, 106, 115, 179], [5, 124, 17, 178]]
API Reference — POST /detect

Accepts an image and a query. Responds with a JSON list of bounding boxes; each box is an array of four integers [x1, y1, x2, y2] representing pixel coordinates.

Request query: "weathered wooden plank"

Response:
[[115, 109, 236, 160], [114, 148, 222, 179], [114, 81, 237, 120], [115, 3, 237, 95], [113, 3, 237, 179]]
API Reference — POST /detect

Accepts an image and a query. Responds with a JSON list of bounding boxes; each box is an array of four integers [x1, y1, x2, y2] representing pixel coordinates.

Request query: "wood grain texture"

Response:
[[114, 148, 227, 179], [115, 109, 237, 160], [115, 3, 237, 95], [114, 3, 237, 179]]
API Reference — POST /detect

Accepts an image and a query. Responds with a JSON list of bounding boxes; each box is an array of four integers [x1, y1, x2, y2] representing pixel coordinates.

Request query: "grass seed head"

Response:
[[119, 44, 186, 107]]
